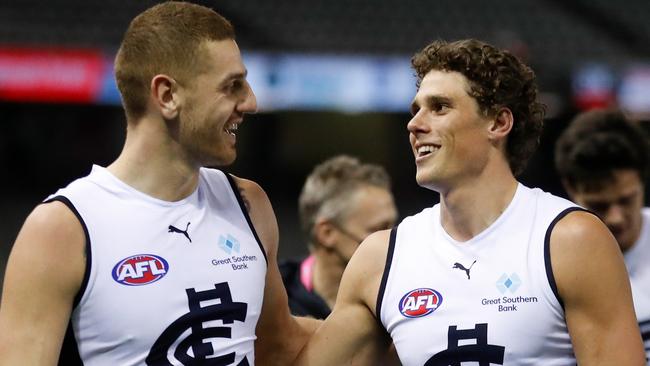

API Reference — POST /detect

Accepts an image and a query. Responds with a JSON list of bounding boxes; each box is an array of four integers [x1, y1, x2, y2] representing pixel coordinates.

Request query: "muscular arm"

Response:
[[232, 176, 321, 365], [295, 230, 398, 366], [551, 211, 645, 365], [0, 201, 85, 365]]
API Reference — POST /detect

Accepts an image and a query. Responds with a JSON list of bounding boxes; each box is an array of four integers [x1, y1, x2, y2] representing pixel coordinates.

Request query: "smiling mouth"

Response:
[[417, 145, 440, 158], [224, 122, 238, 137]]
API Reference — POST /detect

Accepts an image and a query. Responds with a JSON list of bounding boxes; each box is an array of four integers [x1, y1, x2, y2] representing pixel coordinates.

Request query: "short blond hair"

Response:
[[115, 1, 234, 119]]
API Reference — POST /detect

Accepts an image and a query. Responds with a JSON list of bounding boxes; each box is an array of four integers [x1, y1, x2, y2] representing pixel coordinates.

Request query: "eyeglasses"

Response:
[[330, 222, 365, 244]]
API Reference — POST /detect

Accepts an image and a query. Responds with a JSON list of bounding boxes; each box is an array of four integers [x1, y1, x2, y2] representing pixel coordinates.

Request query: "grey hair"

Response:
[[298, 155, 391, 244]]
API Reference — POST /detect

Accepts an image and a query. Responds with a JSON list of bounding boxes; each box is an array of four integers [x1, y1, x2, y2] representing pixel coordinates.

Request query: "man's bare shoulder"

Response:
[[7, 201, 87, 281], [351, 229, 393, 272], [549, 209, 626, 306], [550, 210, 613, 253], [228, 175, 279, 256], [549, 210, 619, 279], [228, 175, 273, 216], [19, 200, 86, 252]]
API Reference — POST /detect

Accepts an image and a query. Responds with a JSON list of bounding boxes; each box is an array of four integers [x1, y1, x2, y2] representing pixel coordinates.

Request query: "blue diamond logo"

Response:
[[218, 234, 240, 254], [496, 273, 521, 294]]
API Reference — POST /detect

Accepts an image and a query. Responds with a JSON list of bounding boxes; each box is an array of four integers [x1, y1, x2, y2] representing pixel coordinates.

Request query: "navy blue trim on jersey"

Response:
[[57, 321, 83, 365], [543, 207, 588, 310], [642, 319, 650, 363], [640, 319, 650, 342], [376, 227, 398, 328], [225, 173, 268, 264], [45, 195, 91, 309]]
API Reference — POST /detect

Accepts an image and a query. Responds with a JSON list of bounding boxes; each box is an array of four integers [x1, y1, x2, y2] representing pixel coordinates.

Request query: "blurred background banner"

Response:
[[0, 47, 107, 103], [0, 48, 417, 112], [2, 0, 650, 291]]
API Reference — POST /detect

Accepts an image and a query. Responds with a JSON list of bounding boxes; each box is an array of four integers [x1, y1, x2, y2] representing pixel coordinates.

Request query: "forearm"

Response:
[[256, 315, 322, 366]]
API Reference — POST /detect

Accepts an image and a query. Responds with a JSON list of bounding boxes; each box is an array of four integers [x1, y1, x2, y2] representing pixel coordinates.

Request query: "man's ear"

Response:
[[313, 219, 338, 250], [151, 74, 180, 119], [488, 108, 514, 141]]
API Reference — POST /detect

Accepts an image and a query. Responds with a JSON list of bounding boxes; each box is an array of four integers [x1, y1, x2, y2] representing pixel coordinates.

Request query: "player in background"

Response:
[[280, 155, 397, 319], [295, 39, 645, 365], [555, 108, 650, 362]]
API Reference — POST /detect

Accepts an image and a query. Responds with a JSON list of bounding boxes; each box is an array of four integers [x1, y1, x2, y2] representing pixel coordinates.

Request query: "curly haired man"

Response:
[[295, 39, 645, 365]]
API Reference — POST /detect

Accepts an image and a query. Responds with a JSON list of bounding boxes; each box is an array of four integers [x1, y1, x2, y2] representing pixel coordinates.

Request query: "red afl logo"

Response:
[[399, 288, 443, 318], [112, 254, 169, 286]]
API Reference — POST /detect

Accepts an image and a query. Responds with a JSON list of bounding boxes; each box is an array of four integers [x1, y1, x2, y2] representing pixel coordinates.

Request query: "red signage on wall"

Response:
[[0, 47, 105, 103]]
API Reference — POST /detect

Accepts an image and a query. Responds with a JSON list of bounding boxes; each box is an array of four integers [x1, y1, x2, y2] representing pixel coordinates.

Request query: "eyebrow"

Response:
[[410, 95, 453, 116], [584, 190, 639, 205], [220, 69, 248, 85]]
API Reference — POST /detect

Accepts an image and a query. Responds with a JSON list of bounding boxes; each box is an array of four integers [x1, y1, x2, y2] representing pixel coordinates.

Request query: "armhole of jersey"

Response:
[[44, 195, 91, 309], [224, 173, 268, 264], [375, 226, 398, 329], [58, 321, 83, 365], [640, 319, 650, 344], [544, 206, 588, 310]]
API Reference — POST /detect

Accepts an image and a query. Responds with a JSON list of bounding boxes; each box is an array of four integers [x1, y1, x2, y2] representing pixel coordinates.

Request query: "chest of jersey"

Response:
[[379, 186, 576, 365], [58, 167, 266, 365]]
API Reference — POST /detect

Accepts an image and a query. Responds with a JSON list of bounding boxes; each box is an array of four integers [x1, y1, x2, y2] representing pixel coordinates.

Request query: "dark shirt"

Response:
[[279, 257, 331, 319]]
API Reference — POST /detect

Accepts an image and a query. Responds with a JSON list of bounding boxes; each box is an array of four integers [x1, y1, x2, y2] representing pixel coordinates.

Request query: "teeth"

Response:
[[225, 123, 238, 136], [418, 145, 438, 155]]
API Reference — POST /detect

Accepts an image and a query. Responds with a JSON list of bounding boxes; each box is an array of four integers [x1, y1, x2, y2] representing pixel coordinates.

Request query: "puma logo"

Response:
[[453, 260, 476, 280], [168, 222, 192, 243]]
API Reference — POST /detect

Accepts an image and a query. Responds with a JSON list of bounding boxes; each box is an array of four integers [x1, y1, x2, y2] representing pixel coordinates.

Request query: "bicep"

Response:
[[551, 211, 645, 364], [232, 177, 312, 363], [255, 253, 312, 364], [231, 176, 285, 331], [0, 202, 85, 365]]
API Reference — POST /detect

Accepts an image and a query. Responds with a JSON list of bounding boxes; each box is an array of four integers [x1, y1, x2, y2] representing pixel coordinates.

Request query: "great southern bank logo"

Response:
[[496, 273, 521, 294], [399, 288, 443, 318], [218, 234, 240, 254], [112, 254, 169, 286]]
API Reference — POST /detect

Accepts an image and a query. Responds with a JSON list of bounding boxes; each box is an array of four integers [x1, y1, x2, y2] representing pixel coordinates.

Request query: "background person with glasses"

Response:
[[280, 155, 398, 319]]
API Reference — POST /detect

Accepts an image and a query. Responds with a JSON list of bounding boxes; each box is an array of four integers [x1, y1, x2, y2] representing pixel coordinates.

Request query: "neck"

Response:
[[439, 160, 518, 242], [622, 212, 644, 253], [311, 247, 347, 309], [107, 116, 199, 202]]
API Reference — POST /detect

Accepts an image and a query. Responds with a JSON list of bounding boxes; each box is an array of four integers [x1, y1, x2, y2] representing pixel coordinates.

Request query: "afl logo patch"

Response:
[[112, 254, 169, 286], [399, 288, 443, 318]]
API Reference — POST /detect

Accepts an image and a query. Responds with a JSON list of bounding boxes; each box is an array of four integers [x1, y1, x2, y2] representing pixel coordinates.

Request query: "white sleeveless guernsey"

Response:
[[48, 165, 267, 366], [626, 208, 650, 363], [378, 184, 580, 365]]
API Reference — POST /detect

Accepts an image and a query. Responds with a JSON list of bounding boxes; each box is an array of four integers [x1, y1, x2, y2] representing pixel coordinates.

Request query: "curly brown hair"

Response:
[[411, 39, 545, 176]]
